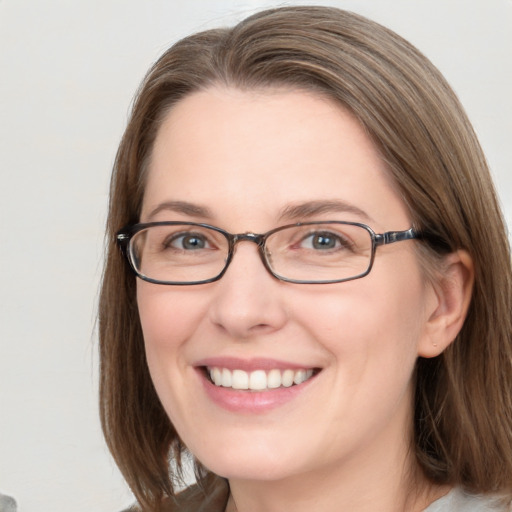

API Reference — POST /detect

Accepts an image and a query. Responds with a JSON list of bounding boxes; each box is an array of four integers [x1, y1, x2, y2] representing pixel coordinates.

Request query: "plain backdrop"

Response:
[[0, 1, 510, 510]]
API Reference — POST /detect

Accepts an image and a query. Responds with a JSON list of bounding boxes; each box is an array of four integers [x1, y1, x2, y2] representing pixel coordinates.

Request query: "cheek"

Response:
[[136, 283, 210, 395], [136, 284, 213, 431], [137, 284, 206, 347], [292, 262, 428, 379], [297, 285, 423, 346], [304, 278, 425, 430]]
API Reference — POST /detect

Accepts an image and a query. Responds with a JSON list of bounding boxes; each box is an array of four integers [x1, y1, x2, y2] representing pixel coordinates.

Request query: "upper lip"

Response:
[[194, 357, 318, 372]]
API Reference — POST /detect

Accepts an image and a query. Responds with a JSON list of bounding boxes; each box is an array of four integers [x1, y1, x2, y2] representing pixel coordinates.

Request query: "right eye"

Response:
[[164, 232, 212, 251]]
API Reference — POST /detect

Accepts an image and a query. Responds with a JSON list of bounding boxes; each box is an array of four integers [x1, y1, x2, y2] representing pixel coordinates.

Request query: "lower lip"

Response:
[[198, 369, 317, 413]]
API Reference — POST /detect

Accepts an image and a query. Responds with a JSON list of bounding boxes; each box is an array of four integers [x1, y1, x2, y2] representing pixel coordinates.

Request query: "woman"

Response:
[[99, 6, 512, 512]]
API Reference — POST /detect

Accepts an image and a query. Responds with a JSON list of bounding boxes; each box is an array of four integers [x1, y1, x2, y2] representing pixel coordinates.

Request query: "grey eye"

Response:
[[300, 231, 346, 251], [310, 233, 338, 249], [168, 233, 210, 250]]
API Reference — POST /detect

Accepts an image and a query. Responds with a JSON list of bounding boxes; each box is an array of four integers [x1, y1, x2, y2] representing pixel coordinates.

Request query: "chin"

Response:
[[191, 438, 302, 483], [205, 459, 296, 483]]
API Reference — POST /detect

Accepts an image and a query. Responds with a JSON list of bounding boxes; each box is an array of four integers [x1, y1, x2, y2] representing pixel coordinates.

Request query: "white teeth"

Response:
[[281, 369, 294, 387], [212, 367, 222, 386], [232, 369, 249, 390], [221, 368, 232, 388], [294, 369, 307, 385], [208, 367, 314, 390], [267, 369, 282, 389], [249, 370, 267, 390]]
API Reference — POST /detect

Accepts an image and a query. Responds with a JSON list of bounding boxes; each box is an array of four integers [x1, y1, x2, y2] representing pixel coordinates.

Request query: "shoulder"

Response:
[[164, 475, 229, 512], [425, 488, 511, 512], [119, 474, 229, 512]]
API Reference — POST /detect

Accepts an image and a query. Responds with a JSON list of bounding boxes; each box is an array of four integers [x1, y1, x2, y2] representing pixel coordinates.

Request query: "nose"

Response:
[[208, 242, 288, 339]]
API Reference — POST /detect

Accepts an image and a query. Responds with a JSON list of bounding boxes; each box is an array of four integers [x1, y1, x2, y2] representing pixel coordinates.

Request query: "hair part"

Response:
[[99, 6, 512, 510]]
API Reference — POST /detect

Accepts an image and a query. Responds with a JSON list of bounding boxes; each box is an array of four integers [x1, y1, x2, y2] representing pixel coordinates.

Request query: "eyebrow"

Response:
[[146, 199, 373, 224], [278, 200, 373, 223], [146, 200, 214, 220]]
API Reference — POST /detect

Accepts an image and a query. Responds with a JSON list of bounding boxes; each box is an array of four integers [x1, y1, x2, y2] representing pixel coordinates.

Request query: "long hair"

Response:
[[99, 6, 512, 510]]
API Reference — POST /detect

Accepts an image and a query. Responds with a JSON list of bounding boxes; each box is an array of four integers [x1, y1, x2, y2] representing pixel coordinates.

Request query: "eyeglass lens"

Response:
[[128, 223, 373, 284]]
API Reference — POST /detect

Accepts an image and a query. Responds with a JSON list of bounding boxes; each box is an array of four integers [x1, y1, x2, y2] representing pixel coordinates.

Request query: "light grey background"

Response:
[[0, 1, 510, 511]]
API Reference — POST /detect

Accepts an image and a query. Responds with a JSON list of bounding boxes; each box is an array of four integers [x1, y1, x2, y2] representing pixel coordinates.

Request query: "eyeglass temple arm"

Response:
[[374, 228, 418, 246]]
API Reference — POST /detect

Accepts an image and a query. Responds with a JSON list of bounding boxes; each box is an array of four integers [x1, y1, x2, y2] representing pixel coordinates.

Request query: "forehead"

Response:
[[142, 87, 409, 230]]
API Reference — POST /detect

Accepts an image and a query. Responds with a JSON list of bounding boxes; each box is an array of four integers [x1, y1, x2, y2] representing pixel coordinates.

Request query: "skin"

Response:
[[137, 87, 472, 512]]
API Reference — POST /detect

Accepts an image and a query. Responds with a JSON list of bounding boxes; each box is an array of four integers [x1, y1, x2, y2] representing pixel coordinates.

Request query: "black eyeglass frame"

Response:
[[116, 220, 421, 285]]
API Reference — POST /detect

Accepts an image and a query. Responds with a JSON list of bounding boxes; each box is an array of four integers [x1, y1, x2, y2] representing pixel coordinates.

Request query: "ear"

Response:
[[417, 250, 474, 358]]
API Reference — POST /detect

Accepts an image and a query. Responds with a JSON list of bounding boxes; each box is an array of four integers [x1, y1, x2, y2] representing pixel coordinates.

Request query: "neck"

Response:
[[226, 436, 442, 512]]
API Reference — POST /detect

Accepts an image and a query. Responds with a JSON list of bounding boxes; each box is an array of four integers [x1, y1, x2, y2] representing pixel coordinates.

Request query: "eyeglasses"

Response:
[[116, 221, 420, 285]]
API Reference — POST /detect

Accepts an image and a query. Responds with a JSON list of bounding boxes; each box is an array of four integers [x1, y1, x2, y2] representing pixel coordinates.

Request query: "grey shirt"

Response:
[[129, 478, 510, 512], [425, 488, 508, 511]]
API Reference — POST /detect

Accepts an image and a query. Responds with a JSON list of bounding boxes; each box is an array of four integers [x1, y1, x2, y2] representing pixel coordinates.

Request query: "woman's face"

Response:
[[137, 87, 438, 482]]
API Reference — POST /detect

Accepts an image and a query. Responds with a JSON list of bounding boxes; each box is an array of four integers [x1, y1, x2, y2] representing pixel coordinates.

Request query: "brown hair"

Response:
[[99, 6, 512, 510]]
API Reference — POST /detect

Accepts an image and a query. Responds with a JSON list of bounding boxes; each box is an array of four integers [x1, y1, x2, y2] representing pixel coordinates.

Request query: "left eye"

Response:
[[300, 231, 346, 250]]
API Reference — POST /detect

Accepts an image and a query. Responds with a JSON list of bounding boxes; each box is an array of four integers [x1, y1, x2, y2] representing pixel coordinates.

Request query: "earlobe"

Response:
[[417, 250, 474, 358]]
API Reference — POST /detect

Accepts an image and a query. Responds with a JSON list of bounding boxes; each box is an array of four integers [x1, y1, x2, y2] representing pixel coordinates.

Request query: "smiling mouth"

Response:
[[205, 367, 318, 391]]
